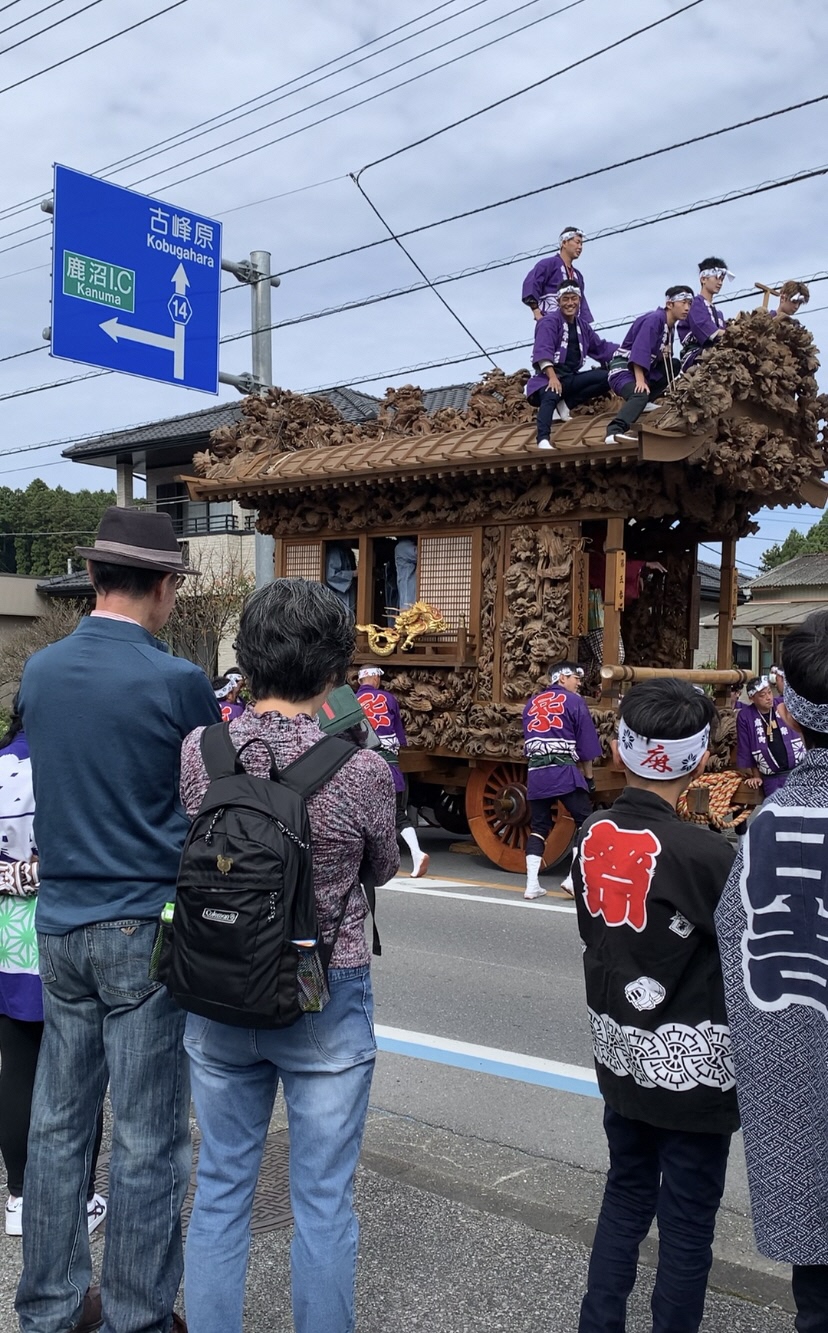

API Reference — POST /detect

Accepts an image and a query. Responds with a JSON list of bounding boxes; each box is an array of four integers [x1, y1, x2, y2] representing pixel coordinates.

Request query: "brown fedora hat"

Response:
[[76, 507, 196, 575]]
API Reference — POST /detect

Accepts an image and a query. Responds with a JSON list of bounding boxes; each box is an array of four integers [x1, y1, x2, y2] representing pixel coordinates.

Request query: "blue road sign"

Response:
[[51, 164, 222, 395]]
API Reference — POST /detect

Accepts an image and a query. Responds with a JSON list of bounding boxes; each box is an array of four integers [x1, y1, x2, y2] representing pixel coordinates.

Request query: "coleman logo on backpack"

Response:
[[154, 724, 370, 1030]]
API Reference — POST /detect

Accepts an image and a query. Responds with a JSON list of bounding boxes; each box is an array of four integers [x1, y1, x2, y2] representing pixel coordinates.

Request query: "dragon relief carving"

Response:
[[356, 602, 449, 655]]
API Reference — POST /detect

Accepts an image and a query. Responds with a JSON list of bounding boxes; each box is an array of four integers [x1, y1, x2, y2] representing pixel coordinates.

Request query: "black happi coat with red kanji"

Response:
[[573, 787, 739, 1135]]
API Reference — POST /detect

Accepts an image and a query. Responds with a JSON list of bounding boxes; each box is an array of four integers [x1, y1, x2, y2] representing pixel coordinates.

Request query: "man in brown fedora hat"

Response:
[[15, 507, 220, 1333]]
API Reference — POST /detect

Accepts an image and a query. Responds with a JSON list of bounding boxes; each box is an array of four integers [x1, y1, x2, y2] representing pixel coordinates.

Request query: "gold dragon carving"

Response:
[[356, 601, 449, 655]]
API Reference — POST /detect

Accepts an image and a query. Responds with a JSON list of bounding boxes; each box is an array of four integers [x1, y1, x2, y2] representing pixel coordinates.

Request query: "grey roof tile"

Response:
[[748, 552, 828, 589]]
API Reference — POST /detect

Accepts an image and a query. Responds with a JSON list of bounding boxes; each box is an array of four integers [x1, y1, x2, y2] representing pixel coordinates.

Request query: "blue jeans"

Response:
[[183, 966, 376, 1333], [578, 1106, 731, 1333], [16, 922, 191, 1333]]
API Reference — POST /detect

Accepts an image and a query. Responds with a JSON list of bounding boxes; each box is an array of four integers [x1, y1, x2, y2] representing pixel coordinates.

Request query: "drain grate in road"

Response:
[[95, 1129, 293, 1235]]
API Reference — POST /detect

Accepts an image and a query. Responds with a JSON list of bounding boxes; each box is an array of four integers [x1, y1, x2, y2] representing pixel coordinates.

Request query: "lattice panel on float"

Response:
[[418, 534, 473, 629], [284, 542, 321, 580]]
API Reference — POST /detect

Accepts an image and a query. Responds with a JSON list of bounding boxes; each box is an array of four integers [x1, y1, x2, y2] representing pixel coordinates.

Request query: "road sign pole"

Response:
[[249, 250, 276, 588]]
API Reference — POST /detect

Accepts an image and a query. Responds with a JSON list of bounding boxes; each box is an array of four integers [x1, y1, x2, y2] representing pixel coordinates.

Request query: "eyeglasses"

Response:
[[171, 573, 186, 589]]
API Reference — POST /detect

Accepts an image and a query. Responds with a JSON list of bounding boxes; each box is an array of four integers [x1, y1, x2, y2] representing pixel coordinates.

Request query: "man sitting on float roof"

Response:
[[522, 226, 593, 323], [604, 286, 694, 446], [524, 284, 618, 450]]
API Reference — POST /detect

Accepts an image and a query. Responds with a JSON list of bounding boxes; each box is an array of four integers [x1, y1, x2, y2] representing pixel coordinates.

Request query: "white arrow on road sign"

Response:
[[99, 263, 188, 380]]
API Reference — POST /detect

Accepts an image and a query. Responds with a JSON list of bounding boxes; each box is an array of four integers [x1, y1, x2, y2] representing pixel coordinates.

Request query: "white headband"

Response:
[[747, 676, 771, 698], [557, 283, 581, 297], [358, 667, 384, 681], [787, 293, 807, 305], [550, 666, 584, 684], [699, 267, 735, 282], [667, 289, 694, 304], [214, 673, 243, 700], [783, 682, 828, 734], [617, 719, 710, 779], [559, 229, 584, 244]]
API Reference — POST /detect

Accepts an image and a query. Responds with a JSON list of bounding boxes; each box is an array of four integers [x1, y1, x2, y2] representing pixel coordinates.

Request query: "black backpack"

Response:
[[156, 723, 379, 1029]]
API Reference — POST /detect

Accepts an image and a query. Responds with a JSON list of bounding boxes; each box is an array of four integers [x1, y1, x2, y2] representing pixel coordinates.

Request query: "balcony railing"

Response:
[[164, 513, 257, 537]]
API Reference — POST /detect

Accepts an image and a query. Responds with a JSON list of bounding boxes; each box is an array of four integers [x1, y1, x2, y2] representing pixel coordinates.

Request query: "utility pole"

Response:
[[220, 251, 277, 588]]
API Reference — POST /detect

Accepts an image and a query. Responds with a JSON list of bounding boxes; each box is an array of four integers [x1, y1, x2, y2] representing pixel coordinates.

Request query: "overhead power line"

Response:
[[0, 0, 481, 225], [357, 0, 705, 175], [138, 0, 586, 194], [280, 92, 828, 279], [0, 0, 109, 55], [0, 0, 583, 256], [0, 0, 186, 98]]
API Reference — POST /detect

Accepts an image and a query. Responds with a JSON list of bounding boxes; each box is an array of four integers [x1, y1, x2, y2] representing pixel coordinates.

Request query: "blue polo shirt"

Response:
[[19, 616, 220, 933]]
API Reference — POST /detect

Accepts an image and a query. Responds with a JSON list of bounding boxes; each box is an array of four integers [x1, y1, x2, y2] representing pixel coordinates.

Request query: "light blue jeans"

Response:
[[183, 966, 376, 1333], [16, 921, 191, 1333]]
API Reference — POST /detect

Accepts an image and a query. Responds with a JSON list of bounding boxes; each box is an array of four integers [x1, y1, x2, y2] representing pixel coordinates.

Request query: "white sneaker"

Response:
[[524, 885, 547, 900], [536, 438, 553, 450], [604, 431, 638, 445], [552, 402, 571, 421], [87, 1192, 107, 1235], [5, 1195, 22, 1236], [559, 874, 575, 898], [411, 852, 430, 880], [642, 402, 661, 412]]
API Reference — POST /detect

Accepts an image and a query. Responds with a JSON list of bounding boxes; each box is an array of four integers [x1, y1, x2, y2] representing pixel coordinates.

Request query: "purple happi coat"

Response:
[[357, 687, 407, 794], [608, 308, 673, 395], [524, 311, 618, 398], [523, 688, 602, 800], [521, 254, 593, 322], [677, 295, 726, 370], [736, 702, 804, 798]]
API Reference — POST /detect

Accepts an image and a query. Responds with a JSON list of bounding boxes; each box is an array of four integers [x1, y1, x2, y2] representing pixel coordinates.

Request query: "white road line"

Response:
[[380, 880, 577, 913], [375, 1024, 600, 1099]]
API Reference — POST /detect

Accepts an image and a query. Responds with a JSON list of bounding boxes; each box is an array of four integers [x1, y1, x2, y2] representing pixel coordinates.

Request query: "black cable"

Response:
[[350, 173, 496, 366], [0, 0, 476, 225], [136, 0, 585, 193], [0, 0, 187, 97], [0, 0, 108, 52], [0, 343, 47, 364], [221, 166, 828, 342], [103, 0, 499, 179], [357, 0, 706, 175], [0, 0, 581, 255], [0, 368, 108, 403], [0, 0, 27, 14], [280, 92, 828, 279]]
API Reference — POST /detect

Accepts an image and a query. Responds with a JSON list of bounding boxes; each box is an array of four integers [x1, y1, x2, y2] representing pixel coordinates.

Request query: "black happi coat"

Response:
[[573, 787, 739, 1135]]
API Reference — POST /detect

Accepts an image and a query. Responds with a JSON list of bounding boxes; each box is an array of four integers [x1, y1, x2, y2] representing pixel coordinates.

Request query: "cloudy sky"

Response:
[[0, 0, 825, 574]]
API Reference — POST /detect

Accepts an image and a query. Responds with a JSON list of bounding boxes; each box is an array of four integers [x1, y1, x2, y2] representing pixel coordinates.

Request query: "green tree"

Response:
[[0, 481, 115, 576], [760, 512, 828, 571]]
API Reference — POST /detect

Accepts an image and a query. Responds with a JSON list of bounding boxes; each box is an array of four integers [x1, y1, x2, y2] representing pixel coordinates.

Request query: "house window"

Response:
[[156, 483, 237, 535], [418, 533, 473, 629]]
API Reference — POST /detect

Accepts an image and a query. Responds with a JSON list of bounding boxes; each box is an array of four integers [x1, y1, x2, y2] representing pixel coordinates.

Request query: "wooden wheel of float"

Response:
[[465, 760, 576, 874]]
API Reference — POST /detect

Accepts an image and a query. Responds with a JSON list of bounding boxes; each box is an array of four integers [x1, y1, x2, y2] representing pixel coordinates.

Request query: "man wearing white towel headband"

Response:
[[521, 225, 593, 323], [357, 667, 429, 878], [677, 256, 732, 372], [573, 678, 737, 1333]]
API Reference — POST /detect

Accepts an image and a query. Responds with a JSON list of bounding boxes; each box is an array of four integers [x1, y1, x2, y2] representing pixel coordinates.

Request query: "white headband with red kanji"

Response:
[[617, 720, 710, 780]]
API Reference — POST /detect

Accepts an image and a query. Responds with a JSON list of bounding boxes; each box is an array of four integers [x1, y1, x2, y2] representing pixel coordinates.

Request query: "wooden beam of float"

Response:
[[601, 665, 752, 686]]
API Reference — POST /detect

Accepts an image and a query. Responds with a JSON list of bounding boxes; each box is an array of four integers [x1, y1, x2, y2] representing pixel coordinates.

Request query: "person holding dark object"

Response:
[[524, 284, 618, 449], [716, 612, 828, 1333], [771, 279, 810, 319], [522, 663, 601, 900], [180, 580, 399, 1333], [0, 702, 106, 1241], [522, 225, 592, 322], [213, 670, 245, 722], [678, 257, 732, 371], [736, 675, 803, 800], [605, 287, 694, 445], [15, 506, 220, 1333], [357, 666, 429, 878], [574, 679, 737, 1333]]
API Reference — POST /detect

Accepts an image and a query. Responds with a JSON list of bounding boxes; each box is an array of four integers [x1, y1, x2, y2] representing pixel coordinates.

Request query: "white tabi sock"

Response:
[[401, 826, 429, 877], [525, 854, 542, 893]]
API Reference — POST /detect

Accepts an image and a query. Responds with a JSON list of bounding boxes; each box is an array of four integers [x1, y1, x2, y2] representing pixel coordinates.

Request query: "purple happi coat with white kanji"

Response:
[[736, 703, 803, 797], [357, 687, 407, 794], [522, 689, 602, 800], [608, 307, 673, 394], [715, 748, 828, 1265], [677, 295, 726, 369]]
